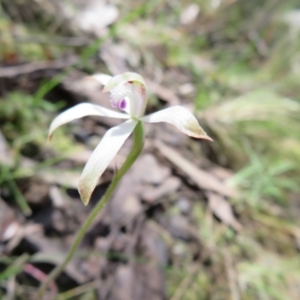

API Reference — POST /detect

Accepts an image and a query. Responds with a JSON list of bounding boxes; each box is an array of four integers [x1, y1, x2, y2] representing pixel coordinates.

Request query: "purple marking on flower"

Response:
[[109, 83, 131, 112], [110, 100, 118, 108], [119, 99, 127, 110]]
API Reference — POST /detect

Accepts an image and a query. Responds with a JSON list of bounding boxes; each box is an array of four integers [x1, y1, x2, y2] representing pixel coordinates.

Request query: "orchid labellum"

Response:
[[49, 72, 212, 205]]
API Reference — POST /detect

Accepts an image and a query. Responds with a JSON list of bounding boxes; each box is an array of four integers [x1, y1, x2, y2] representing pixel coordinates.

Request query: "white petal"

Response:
[[90, 73, 112, 86], [141, 106, 213, 140], [78, 119, 137, 205], [48, 103, 129, 140]]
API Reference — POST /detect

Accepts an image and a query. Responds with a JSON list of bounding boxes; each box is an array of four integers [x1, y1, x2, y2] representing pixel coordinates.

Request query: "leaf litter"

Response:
[[1, 1, 300, 300]]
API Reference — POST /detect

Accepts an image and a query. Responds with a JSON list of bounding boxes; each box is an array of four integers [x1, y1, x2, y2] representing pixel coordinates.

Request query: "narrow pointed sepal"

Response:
[[103, 72, 146, 93], [141, 105, 213, 141], [78, 119, 138, 205], [48, 103, 130, 140]]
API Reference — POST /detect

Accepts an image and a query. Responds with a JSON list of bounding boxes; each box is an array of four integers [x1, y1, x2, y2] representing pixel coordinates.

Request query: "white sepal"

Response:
[[141, 106, 212, 140], [103, 72, 146, 92], [78, 119, 138, 205], [48, 103, 130, 140]]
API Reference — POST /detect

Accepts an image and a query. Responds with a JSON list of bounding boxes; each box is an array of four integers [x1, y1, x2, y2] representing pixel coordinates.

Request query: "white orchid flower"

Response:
[[49, 72, 212, 205]]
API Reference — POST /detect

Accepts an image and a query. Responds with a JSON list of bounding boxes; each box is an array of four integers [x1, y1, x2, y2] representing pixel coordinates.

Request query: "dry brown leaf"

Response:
[[37, 169, 80, 189], [155, 140, 235, 197], [141, 176, 181, 203], [133, 154, 170, 184], [76, 0, 119, 37], [147, 81, 180, 105], [0, 198, 19, 243], [180, 3, 200, 25], [206, 192, 242, 231], [30, 234, 87, 284]]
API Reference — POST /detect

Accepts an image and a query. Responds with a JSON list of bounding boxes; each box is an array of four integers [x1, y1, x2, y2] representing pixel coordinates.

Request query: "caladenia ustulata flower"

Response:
[[48, 72, 212, 205]]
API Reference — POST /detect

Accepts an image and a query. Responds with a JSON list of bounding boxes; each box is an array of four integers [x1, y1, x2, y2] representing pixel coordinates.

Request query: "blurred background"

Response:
[[1, 0, 300, 299]]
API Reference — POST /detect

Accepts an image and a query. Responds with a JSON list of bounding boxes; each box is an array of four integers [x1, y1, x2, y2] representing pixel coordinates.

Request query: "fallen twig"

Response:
[[0, 56, 78, 78], [154, 140, 236, 198]]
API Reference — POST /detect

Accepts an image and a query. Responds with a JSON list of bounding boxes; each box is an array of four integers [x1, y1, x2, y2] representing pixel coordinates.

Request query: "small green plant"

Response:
[[39, 72, 212, 296]]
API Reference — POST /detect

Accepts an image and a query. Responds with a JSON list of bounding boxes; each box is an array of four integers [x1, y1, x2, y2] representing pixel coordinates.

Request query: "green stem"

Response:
[[38, 121, 144, 298]]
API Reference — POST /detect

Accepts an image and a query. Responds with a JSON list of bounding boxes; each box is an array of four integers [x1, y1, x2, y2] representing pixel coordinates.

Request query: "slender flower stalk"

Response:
[[39, 72, 212, 297], [38, 121, 144, 298]]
